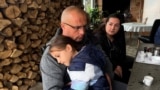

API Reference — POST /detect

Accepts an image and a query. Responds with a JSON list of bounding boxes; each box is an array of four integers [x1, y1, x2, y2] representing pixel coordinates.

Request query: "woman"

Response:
[[94, 13, 130, 83], [49, 35, 110, 90]]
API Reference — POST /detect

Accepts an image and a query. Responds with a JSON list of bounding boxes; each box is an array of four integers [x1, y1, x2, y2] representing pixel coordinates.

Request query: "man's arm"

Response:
[[96, 44, 114, 78], [154, 26, 160, 45], [96, 44, 113, 90], [40, 47, 66, 90]]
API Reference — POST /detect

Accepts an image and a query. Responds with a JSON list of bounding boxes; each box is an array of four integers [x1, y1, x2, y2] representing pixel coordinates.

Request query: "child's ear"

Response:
[[66, 44, 72, 52]]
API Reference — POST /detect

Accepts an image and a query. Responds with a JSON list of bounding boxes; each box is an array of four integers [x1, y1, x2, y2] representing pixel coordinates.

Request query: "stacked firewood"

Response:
[[0, 0, 82, 90]]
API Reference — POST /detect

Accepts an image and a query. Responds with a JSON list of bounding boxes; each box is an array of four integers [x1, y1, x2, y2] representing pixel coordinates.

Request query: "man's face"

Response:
[[61, 13, 87, 42]]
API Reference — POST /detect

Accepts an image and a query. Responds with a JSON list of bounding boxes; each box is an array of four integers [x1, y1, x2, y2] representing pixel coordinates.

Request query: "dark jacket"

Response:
[[67, 44, 109, 90], [94, 24, 126, 70], [154, 25, 160, 45]]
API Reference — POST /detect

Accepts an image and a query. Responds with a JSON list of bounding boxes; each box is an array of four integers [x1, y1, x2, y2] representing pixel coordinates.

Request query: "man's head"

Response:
[[60, 6, 88, 42]]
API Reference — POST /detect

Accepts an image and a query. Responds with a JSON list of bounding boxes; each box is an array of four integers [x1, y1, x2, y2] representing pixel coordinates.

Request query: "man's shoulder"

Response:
[[84, 30, 98, 44], [41, 28, 62, 53], [40, 46, 66, 71], [41, 47, 55, 64]]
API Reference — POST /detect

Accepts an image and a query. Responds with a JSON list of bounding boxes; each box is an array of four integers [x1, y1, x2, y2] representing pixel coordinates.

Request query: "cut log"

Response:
[[18, 44, 25, 50], [18, 85, 29, 90], [12, 18, 26, 27], [21, 55, 28, 62], [38, 12, 46, 19], [10, 49, 23, 58], [21, 63, 30, 68], [6, 0, 16, 4], [0, 73, 3, 80], [4, 39, 17, 50], [28, 1, 39, 9], [11, 85, 18, 90], [0, 12, 3, 19], [36, 0, 42, 4], [17, 72, 27, 79], [0, 81, 3, 88], [0, 59, 12, 67], [14, 30, 22, 37], [29, 61, 35, 67], [32, 65, 38, 71], [9, 75, 19, 83], [24, 79, 36, 86], [16, 80, 22, 86], [44, 0, 50, 3], [0, 36, 4, 43], [0, 44, 4, 51], [20, 3, 28, 13], [2, 27, 13, 37], [0, 50, 12, 59], [25, 0, 32, 4], [23, 67, 31, 73], [12, 57, 21, 64], [24, 39, 31, 48], [35, 19, 42, 24], [18, 34, 27, 44], [30, 33, 38, 40], [10, 64, 23, 74], [5, 5, 21, 19], [27, 71, 37, 79], [31, 53, 39, 61], [39, 4, 47, 11], [0, 88, 8, 90], [18, 0, 25, 3], [27, 9, 38, 19], [0, 0, 8, 8], [3, 73, 11, 81], [31, 40, 41, 48], [0, 19, 11, 31], [28, 25, 39, 32]]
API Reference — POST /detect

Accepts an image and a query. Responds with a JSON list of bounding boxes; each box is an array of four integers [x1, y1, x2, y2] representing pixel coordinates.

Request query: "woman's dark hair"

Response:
[[105, 13, 122, 24], [49, 35, 81, 51]]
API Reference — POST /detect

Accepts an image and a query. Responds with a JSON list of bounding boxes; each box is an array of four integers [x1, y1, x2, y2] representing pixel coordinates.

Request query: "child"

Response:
[[49, 35, 110, 90]]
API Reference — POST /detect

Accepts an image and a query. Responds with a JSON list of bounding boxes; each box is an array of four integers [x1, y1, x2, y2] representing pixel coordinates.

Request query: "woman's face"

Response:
[[105, 17, 120, 36], [50, 45, 75, 66]]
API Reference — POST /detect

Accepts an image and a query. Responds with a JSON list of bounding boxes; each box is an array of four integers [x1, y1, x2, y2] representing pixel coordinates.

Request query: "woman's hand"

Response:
[[114, 65, 122, 78], [105, 74, 112, 90]]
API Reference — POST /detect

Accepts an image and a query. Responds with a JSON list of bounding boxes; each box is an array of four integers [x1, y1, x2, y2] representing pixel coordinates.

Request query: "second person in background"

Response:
[[94, 13, 130, 84]]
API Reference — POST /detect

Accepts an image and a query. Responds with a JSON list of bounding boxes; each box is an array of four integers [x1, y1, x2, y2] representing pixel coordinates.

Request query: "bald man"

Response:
[[40, 6, 113, 90]]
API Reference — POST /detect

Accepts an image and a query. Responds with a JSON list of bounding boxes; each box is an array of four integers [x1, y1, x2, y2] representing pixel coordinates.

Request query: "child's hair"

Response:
[[49, 35, 80, 51]]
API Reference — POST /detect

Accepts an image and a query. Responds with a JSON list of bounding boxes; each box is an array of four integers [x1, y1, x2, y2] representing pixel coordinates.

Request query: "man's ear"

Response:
[[61, 23, 65, 29], [66, 44, 72, 52]]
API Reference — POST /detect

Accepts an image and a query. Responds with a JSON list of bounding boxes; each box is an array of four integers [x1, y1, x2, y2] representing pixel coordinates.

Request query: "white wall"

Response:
[[143, 0, 160, 25]]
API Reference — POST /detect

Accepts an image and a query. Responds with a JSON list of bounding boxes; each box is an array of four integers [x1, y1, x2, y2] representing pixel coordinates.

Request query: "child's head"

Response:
[[49, 35, 79, 66]]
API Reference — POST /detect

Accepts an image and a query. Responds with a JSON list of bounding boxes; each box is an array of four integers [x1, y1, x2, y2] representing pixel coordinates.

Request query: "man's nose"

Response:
[[78, 27, 85, 35]]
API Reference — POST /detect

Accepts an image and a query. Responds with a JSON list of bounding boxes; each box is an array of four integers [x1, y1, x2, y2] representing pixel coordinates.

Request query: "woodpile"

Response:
[[0, 0, 82, 90]]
